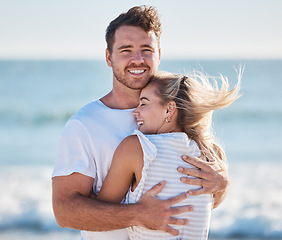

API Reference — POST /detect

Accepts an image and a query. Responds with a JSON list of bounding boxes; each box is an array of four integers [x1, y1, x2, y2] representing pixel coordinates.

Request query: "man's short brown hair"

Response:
[[105, 5, 162, 54]]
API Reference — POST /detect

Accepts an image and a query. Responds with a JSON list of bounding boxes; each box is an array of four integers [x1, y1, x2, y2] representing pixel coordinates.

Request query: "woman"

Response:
[[97, 70, 241, 239]]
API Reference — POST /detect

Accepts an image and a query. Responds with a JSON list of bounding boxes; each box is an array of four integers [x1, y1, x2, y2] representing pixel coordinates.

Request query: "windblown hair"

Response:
[[105, 5, 162, 53], [149, 70, 242, 166]]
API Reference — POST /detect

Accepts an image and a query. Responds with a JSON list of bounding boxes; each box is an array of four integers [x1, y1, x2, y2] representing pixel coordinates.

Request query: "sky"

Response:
[[0, 0, 282, 60]]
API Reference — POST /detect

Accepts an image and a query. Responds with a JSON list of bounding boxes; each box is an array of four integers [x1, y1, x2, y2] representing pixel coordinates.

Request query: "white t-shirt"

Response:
[[52, 99, 137, 240], [125, 130, 213, 240]]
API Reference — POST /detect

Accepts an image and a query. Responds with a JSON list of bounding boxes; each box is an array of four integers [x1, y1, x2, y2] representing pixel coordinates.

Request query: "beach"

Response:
[[0, 59, 281, 239], [1, 230, 281, 240]]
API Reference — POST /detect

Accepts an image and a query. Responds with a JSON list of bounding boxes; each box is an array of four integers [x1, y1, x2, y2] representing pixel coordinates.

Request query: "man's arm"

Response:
[[177, 154, 229, 209], [52, 172, 192, 236]]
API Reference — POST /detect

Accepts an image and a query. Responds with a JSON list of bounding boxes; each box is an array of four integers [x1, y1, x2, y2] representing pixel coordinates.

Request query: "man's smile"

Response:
[[128, 69, 146, 74]]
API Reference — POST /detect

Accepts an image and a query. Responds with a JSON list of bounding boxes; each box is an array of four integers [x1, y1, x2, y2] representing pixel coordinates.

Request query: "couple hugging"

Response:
[[52, 5, 240, 240]]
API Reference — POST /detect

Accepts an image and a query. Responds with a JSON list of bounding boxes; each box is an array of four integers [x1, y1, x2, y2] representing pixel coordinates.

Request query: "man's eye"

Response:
[[140, 103, 145, 106], [121, 49, 130, 53]]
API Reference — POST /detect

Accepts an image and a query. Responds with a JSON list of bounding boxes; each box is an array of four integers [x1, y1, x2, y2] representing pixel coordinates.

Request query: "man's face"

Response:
[[106, 25, 161, 90]]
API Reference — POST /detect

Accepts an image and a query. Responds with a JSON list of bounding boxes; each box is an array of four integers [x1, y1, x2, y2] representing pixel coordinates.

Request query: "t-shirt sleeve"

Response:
[[52, 119, 96, 179]]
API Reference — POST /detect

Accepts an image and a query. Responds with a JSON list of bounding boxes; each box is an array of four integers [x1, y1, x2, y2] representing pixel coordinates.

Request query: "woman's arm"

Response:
[[97, 135, 144, 203]]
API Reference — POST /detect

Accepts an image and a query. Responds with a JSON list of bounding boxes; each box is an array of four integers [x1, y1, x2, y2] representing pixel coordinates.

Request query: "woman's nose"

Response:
[[132, 108, 139, 117]]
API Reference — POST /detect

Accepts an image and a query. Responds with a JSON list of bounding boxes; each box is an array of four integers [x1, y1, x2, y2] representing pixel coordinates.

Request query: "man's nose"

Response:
[[131, 51, 144, 64]]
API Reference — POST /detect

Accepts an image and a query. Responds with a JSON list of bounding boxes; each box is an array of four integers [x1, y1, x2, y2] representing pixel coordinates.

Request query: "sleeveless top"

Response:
[[125, 130, 213, 240]]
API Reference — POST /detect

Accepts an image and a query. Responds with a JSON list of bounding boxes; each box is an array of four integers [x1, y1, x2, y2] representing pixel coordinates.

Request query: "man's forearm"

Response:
[[213, 188, 228, 209], [54, 193, 137, 231], [53, 180, 191, 236], [212, 166, 229, 209]]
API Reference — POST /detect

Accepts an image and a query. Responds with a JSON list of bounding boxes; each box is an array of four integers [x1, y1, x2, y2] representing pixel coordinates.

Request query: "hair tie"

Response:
[[180, 76, 188, 89]]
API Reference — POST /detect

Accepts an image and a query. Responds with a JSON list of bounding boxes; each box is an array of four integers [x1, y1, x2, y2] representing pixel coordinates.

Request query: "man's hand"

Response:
[[135, 180, 193, 236], [53, 174, 192, 232], [177, 146, 229, 208]]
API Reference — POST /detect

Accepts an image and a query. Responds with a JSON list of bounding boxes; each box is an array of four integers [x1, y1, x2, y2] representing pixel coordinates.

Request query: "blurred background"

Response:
[[0, 0, 281, 239]]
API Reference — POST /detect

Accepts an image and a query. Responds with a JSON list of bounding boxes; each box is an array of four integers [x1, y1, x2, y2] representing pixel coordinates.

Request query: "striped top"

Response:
[[125, 130, 213, 240]]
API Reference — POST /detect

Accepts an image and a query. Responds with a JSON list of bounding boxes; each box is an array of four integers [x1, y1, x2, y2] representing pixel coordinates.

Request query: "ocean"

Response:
[[0, 59, 281, 239]]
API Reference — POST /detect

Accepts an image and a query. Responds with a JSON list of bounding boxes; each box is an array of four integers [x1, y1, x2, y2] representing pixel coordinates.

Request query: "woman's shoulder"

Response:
[[118, 135, 142, 156], [121, 134, 140, 146]]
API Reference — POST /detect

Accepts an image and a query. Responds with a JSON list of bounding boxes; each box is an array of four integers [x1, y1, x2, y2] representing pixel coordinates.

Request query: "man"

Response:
[[52, 6, 229, 240]]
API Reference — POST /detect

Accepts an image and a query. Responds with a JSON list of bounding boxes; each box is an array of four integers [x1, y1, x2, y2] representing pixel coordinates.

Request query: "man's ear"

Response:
[[157, 48, 161, 65], [105, 49, 112, 67]]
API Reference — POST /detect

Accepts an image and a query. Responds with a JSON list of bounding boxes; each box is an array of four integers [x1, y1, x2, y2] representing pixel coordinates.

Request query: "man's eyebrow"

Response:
[[140, 97, 150, 101], [141, 44, 154, 49], [117, 45, 133, 50], [117, 44, 154, 50]]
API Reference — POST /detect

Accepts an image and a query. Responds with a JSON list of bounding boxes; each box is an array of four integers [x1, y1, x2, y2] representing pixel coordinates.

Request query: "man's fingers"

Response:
[[164, 225, 180, 236], [165, 192, 189, 205], [146, 180, 166, 196], [179, 167, 206, 179], [180, 176, 204, 186], [164, 217, 189, 236], [170, 204, 193, 216], [181, 155, 214, 171], [188, 187, 208, 196], [168, 216, 189, 226], [181, 155, 205, 168]]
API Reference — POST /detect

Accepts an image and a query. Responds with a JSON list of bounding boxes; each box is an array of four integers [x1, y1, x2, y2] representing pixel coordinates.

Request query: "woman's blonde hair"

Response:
[[149, 69, 242, 166]]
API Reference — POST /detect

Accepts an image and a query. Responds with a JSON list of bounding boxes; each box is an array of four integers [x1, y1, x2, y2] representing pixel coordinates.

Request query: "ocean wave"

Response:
[[210, 162, 282, 238], [0, 167, 58, 232], [214, 108, 282, 122], [1, 164, 282, 238], [0, 110, 75, 126], [1, 107, 281, 127]]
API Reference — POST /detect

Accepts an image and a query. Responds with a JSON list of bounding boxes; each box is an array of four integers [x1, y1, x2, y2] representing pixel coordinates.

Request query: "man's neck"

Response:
[[100, 89, 140, 110]]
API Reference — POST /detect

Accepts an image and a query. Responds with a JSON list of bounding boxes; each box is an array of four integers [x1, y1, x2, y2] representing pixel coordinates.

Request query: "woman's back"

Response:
[[126, 131, 213, 240]]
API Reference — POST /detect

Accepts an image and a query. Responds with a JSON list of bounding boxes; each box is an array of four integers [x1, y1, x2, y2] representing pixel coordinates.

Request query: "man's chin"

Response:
[[129, 80, 150, 90]]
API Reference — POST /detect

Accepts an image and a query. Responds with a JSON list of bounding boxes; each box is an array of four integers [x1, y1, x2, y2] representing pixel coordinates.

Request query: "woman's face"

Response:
[[132, 83, 168, 134]]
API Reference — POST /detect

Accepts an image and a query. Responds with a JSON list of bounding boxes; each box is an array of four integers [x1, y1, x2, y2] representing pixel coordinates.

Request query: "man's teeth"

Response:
[[129, 70, 145, 74], [137, 121, 144, 126]]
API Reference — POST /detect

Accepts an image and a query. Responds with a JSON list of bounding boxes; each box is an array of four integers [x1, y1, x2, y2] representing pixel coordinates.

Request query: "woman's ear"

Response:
[[166, 101, 177, 117]]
